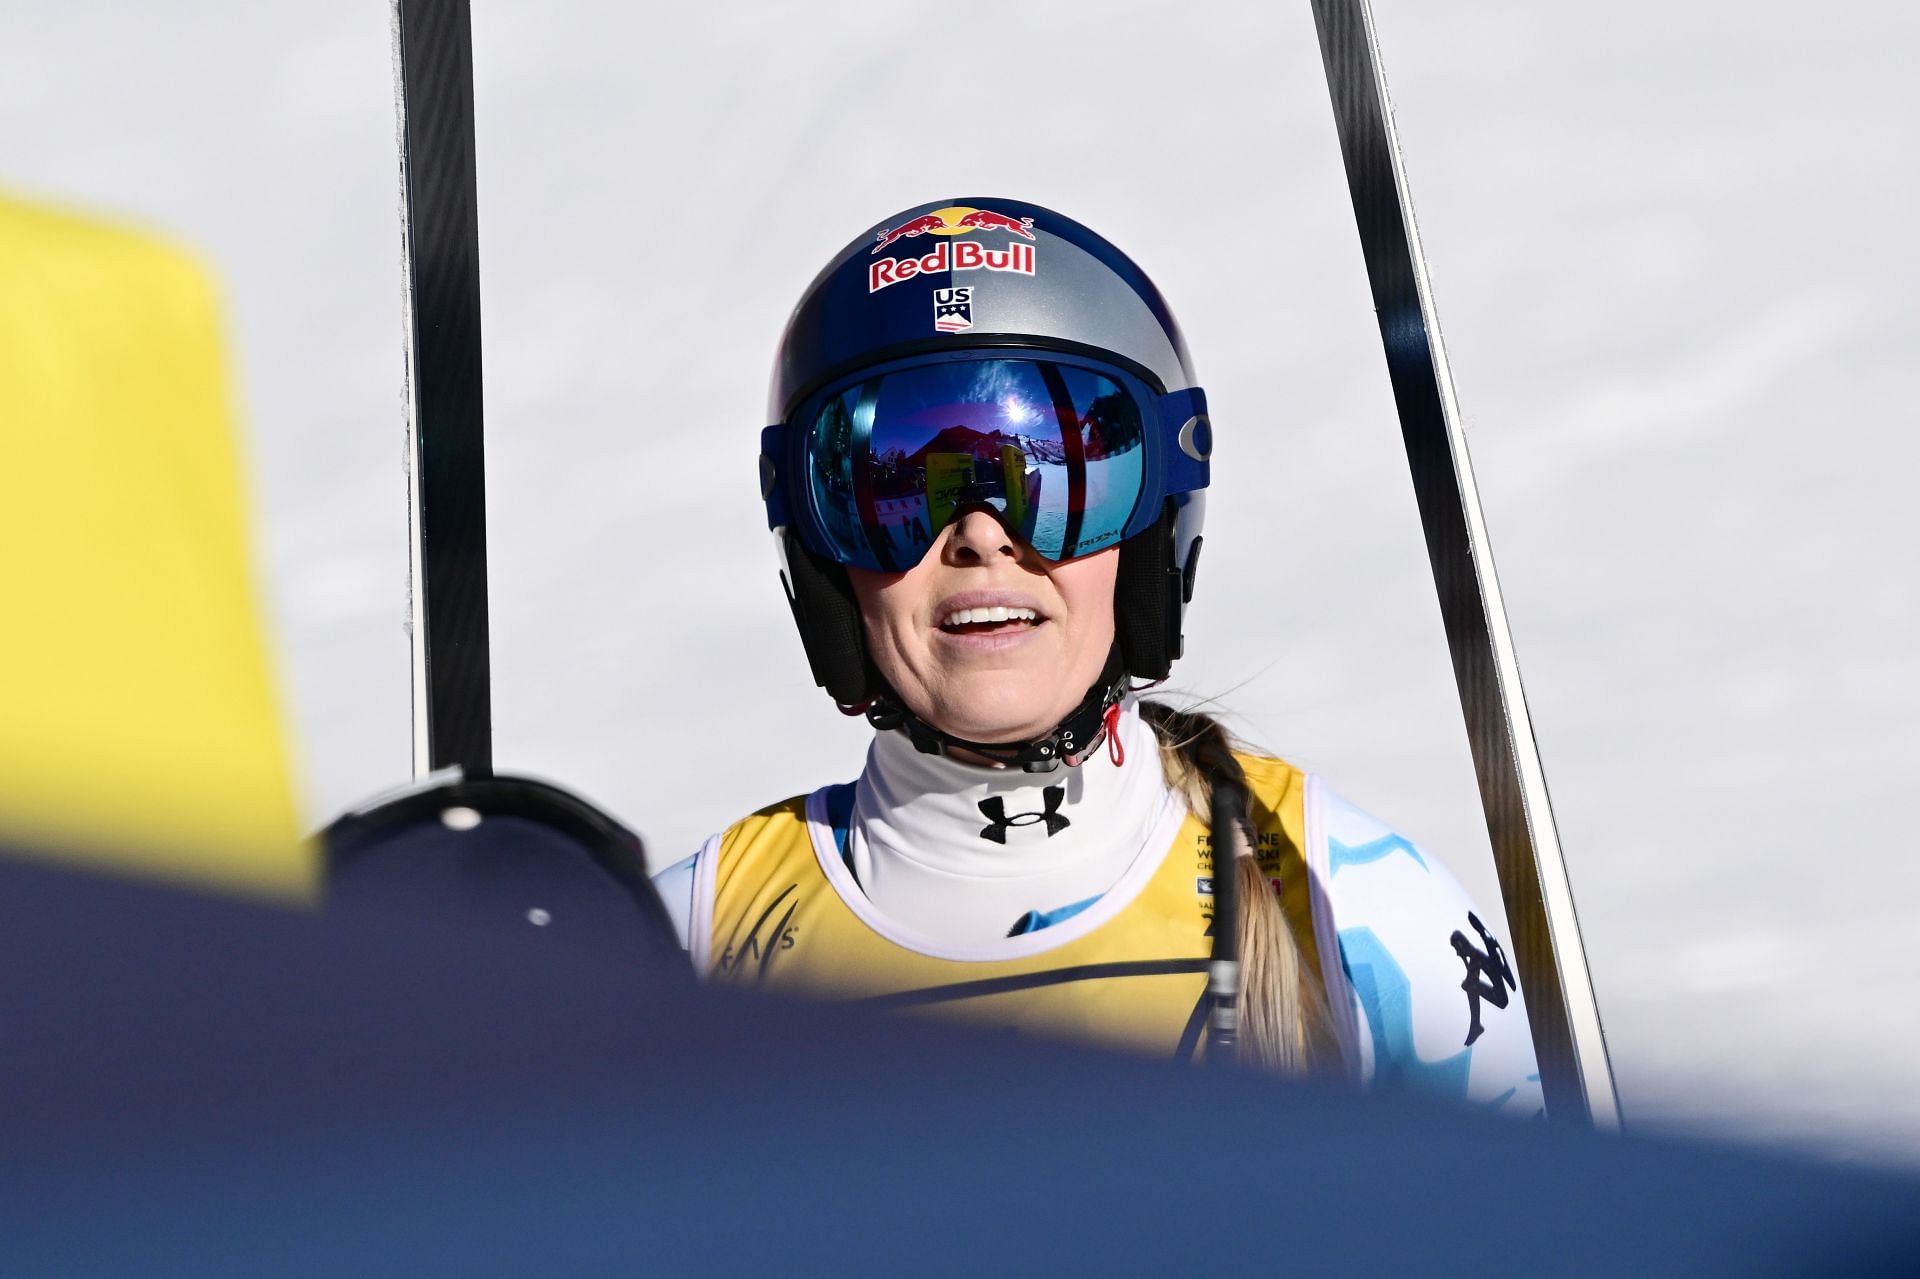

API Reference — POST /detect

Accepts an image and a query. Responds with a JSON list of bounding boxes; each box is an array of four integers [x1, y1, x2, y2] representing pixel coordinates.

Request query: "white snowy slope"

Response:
[[4, 0, 1915, 1167]]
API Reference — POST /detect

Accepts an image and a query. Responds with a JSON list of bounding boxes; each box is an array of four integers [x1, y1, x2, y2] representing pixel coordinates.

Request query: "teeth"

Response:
[[943, 606, 1038, 628]]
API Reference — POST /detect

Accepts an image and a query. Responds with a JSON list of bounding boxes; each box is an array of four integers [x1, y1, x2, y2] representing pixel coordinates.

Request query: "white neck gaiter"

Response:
[[846, 702, 1175, 946]]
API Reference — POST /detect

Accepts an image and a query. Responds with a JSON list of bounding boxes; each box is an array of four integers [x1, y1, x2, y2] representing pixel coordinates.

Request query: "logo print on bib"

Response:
[[977, 787, 1069, 844], [719, 883, 800, 980]]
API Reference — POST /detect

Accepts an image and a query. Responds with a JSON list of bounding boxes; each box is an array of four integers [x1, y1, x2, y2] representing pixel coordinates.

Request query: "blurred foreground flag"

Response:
[[0, 194, 309, 899]]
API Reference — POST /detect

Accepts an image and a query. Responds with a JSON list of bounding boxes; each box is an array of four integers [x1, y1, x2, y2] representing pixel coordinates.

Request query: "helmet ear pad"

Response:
[[780, 528, 877, 707], [1114, 501, 1192, 683]]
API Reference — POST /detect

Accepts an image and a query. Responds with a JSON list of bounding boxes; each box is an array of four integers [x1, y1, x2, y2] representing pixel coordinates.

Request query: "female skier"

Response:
[[656, 198, 1541, 1113]]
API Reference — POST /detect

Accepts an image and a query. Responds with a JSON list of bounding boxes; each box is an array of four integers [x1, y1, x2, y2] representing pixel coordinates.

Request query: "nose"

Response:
[[942, 507, 1021, 566]]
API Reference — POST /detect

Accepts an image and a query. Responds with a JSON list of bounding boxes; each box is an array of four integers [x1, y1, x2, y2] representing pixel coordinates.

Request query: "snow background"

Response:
[[7, 0, 1915, 1165]]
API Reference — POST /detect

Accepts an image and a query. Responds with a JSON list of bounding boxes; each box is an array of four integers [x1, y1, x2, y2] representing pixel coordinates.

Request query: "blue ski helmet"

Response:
[[760, 198, 1211, 720]]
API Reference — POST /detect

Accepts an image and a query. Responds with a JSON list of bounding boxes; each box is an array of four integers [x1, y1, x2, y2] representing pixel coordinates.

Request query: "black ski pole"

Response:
[[1308, 0, 1620, 1129], [393, 0, 492, 777]]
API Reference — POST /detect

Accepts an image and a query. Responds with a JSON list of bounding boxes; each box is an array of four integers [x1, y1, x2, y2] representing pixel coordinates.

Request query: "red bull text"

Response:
[[869, 239, 1037, 294]]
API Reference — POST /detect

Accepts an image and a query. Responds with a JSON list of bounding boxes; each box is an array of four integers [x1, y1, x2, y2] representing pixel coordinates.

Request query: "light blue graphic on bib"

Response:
[[1328, 833, 1428, 878], [1007, 894, 1100, 938], [1338, 926, 1471, 1100]]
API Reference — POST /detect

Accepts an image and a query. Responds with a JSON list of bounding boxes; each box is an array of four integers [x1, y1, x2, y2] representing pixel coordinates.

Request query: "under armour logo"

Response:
[[1450, 911, 1517, 1046], [977, 787, 1070, 844]]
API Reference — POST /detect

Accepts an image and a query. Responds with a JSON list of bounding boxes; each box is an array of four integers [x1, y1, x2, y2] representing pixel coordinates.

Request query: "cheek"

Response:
[[846, 570, 922, 672], [1056, 552, 1120, 648]]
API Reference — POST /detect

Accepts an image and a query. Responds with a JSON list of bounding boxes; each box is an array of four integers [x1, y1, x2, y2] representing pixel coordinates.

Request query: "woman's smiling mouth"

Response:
[[933, 592, 1048, 642]]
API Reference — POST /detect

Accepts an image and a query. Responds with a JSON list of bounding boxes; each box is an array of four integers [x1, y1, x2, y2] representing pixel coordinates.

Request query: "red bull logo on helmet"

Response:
[[869, 237, 1037, 294], [868, 205, 1038, 294]]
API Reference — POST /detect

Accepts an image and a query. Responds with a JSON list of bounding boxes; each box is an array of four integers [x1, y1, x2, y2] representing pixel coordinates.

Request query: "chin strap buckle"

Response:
[[866, 654, 1130, 773]]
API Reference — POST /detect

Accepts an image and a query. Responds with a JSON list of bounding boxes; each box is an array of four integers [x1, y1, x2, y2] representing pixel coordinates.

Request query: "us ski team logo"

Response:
[[868, 205, 1038, 293], [933, 285, 972, 333]]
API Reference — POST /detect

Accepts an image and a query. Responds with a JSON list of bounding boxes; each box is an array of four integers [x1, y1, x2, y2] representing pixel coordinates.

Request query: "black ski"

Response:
[[393, 0, 492, 775], [1308, 0, 1619, 1127]]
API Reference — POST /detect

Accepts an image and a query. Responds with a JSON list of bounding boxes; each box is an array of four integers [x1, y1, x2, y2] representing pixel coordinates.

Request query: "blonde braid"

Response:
[[1138, 700, 1336, 1076]]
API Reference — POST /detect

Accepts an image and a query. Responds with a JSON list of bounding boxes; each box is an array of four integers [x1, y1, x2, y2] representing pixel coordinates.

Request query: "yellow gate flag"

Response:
[[0, 195, 310, 899], [925, 451, 974, 535], [999, 443, 1030, 534]]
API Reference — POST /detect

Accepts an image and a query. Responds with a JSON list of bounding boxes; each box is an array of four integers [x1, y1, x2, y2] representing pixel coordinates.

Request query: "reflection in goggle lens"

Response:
[[806, 359, 1146, 571]]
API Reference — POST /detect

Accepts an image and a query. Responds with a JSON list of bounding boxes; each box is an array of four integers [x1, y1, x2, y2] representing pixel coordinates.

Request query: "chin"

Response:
[[925, 673, 1071, 745]]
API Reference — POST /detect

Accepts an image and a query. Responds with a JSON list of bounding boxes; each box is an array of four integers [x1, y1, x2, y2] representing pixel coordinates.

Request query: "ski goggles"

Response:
[[762, 349, 1210, 572]]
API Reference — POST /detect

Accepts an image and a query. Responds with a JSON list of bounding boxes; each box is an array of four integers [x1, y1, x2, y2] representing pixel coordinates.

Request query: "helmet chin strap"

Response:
[[862, 649, 1129, 774]]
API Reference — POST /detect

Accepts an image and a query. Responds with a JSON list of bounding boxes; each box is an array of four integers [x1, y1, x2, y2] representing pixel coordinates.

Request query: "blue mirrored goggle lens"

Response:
[[803, 358, 1147, 571]]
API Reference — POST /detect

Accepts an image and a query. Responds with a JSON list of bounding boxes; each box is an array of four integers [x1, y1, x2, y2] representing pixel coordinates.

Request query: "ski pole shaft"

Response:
[[393, 0, 493, 776]]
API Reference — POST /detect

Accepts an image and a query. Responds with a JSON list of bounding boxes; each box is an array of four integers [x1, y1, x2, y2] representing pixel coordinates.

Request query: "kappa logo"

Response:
[[977, 786, 1069, 844], [1450, 911, 1517, 1046], [719, 883, 800, 979]]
